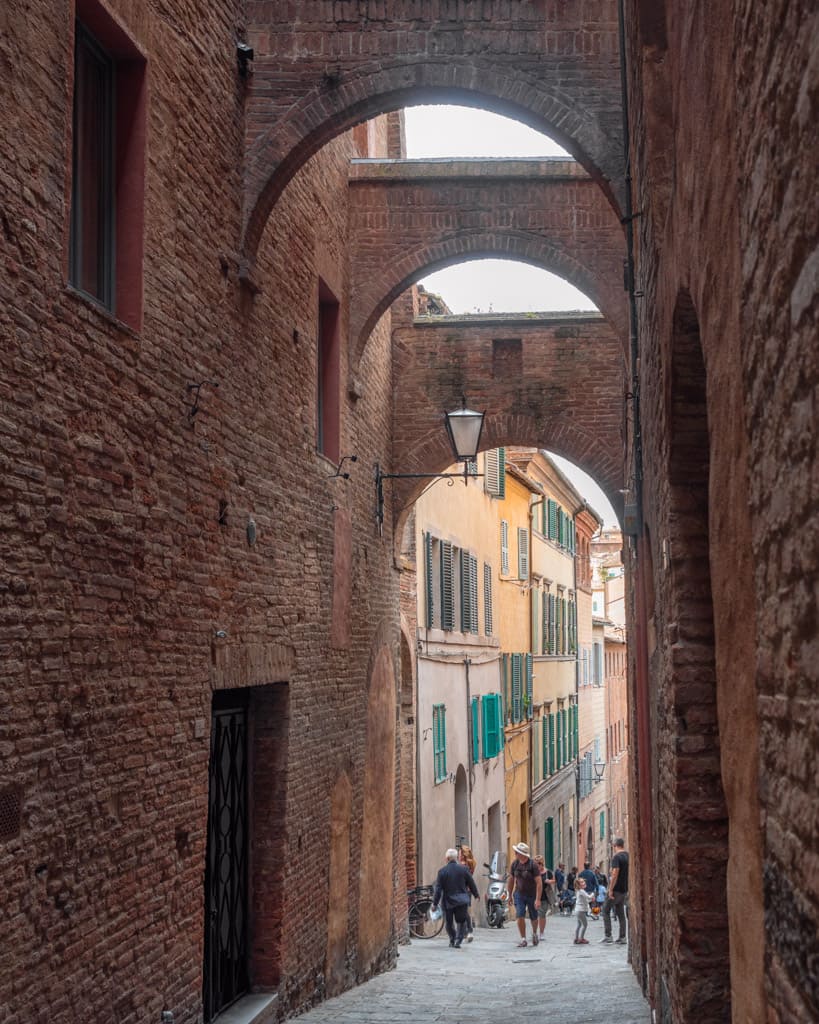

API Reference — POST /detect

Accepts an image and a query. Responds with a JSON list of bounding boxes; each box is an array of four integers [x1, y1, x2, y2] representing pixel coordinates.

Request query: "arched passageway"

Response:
[[242, 1, 625, 265], [348, 158, 627, 362]]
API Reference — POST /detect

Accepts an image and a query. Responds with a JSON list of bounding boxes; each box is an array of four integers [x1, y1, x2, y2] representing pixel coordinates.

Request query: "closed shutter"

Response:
[[500, 520, 509, 575], [511, 653, 522, 723], [556, 598, 563, 655], [433, 704, 447, 783], [440, 541, 454, 631], [545, 817, 555, 870], [483, 693, 500, 759], [517, 527, 529, 579], [525, 653, 533, 720], [548, 713, 555, 774], [469, 555, 479, 633], [424, 532, 434, 627], [471, 696, 480, 763], [483, 563, 494, 635], [548, 593, 556, 653]]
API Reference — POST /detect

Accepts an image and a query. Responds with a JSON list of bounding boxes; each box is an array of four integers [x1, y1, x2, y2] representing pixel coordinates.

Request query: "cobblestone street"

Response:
[[290, 913, 651, 1023]]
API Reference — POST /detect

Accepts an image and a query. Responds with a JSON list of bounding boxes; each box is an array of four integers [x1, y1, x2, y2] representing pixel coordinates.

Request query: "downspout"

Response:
[[617, 0, 643, 514], [572, 502, 586, 866], [528, 497, 545, 832], [464, 656, 474, 851]]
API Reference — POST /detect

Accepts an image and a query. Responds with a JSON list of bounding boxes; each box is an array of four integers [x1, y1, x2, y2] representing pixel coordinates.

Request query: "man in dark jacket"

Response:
[[432, 848, 480, 948], [579, 862, 598, 900]]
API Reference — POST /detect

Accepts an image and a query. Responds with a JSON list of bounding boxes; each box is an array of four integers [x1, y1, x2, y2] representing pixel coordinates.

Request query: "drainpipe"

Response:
[[572, 502, 585, 865], [617, 0, 643, 517], [464, 656, 474, 851]]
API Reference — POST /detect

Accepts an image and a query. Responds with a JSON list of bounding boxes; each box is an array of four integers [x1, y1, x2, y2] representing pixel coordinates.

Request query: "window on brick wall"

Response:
[[69, 5, 146, 328], [433, 704, 447, 783], [317, 280, 341, 463]]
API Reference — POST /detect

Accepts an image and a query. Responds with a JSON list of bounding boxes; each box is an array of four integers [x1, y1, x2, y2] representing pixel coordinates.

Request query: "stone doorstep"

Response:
[[213, 992, 277, 1024]]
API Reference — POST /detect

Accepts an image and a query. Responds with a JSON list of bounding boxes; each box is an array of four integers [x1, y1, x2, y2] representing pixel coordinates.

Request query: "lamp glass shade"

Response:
[[444, 406, 485, 461], [593, 761, 606, 781]]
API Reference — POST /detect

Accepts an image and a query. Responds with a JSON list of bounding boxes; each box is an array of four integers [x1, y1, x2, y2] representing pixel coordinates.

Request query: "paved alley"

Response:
[[289, 912, 651, 1023]]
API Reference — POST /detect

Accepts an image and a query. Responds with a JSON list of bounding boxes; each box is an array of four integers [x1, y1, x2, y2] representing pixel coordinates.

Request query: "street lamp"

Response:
[[593, 761, 606, 783], [374, 400, 486, 533]]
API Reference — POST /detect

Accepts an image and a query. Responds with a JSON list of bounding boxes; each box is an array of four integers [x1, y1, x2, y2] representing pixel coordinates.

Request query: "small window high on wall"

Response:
[[69, 3, 146, 328], [317, 280, 341, 464]]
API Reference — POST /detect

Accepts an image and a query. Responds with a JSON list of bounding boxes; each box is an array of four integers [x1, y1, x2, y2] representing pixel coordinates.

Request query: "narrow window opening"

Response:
[[318, 280, 341, 463]]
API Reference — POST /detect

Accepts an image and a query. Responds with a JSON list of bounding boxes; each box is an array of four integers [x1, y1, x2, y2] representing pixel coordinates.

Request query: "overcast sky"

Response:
[[403, 105, 617, 527]]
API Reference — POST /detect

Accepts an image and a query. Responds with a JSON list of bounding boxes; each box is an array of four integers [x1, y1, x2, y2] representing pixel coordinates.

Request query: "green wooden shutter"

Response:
[[545, 817, 555, 870], [497, 447, 506, 499], [573, 704, 579, 760], [485, 693, 501, 759], [548, 499, 557, 540], [542, 715, 549, 780], [548, 593, 556, 653], [548, 713, 555, 774], [469, 555, 479, 632], [557, 708, 563, 767], [562, 708, 569, 767], [531, 587, 539, 656], [440, 541, 454, 631], [481, 694, 490, 758], [532, 717, 540, 785], [542, 500, 548, 536], [525, 653, 533, 719], [424, 532, 434, 626], [542, 588, 549, 653], [433, 704, 447, 783], [471, 696, 480, 764], [501, 654, 509, 723], [511, 653, 522, 723]]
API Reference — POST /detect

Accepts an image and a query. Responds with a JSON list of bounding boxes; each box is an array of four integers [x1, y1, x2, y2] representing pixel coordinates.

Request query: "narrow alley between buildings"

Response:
[[287, 916, 649, 1024]]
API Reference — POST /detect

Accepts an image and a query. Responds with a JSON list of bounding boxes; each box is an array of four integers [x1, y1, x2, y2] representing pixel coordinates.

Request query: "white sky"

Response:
[[403, 105, 617, 527]]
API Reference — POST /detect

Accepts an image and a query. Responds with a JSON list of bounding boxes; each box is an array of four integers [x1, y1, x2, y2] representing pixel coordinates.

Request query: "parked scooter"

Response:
[[483, 851, 509, 928]]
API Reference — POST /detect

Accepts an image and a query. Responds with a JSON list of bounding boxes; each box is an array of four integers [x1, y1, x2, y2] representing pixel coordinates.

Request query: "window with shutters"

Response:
[[500, 520, 509, 575], [511, 654, 523, 723], [517, 527, 529, 579], [440, 541, 455, 631], [69, 12, 146, 328], [460, 550, 479, 633], [483, 563, 494, 635], [433, 704, 447, 783], [525, 653, 533, 719], [548, 713, 555, 774], [557, 707, 563, 766], [548, 593, 557, 654], [600, 810, 606, 841], [547, 499, 558, 540]]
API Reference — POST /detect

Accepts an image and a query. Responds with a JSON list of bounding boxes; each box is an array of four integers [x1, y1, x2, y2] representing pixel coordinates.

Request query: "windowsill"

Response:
[[213, 992, 278, 1024], [420, 628, 500, 648], [64, 284, 141, 339]]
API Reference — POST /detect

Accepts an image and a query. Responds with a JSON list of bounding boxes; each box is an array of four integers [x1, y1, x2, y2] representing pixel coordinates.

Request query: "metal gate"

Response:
[[203, 690, 249, 1021]]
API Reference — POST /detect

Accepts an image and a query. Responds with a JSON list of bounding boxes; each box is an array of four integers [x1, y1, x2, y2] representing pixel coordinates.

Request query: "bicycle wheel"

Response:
[[408, 899, 444, 938]]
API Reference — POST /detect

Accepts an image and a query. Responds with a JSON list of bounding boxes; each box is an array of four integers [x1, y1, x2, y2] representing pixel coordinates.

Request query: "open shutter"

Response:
[[517, 527, 529, 579], [500, 520, 509, 575], [460, 549, 471, 633], [511, 654, 522, 723], [548, 499, 558, 540], [525, 653, 533, 719], [469, 554, 479, 633], [483, 563, 493, 635], [545, 817, 555, 870], [424, 532, 434, 626], [498, 694, 505, 747], [548, 713, 555, 774], [471, 696, 480, 763], [557, 708, 563, 767], [542, 588, 549, 653], [497, 447, 506, 499], [500, 655, 509, 723], [484, 448, 499, 494], [548, 594, 556, 653], [532, 717, 540, 785], [542, 715, 549, 779], [531, 587, 539, 656], [440, 541, 454, 631]]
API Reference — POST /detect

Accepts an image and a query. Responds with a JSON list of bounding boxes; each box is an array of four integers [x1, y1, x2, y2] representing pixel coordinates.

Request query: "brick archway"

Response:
[[348, 160, 627, 363], [242, 7, 626, 264]]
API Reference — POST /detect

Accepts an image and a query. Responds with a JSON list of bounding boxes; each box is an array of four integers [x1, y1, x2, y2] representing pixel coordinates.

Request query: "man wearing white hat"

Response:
[[506, 841, 542, 947]]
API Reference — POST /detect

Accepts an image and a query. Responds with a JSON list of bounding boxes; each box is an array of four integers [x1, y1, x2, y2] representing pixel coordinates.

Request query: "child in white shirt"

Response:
[[574, 878, 592, 944]]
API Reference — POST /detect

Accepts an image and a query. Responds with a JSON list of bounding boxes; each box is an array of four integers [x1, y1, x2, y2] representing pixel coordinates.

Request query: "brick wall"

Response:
[[0, 3, 402, 1021]]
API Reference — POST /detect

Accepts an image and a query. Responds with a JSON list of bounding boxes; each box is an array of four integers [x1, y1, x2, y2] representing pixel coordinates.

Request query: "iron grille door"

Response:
[[203, 690, 249, 1021]]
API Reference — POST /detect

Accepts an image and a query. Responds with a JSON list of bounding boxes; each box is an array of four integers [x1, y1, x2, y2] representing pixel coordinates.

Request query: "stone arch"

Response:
[[354, 242, 625, 367], [242, 66, 624, 267], [659, 290, 730, 1020]]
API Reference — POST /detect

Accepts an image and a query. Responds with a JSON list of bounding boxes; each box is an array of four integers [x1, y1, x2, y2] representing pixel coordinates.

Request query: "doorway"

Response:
[[203, 689, 249, 1021]]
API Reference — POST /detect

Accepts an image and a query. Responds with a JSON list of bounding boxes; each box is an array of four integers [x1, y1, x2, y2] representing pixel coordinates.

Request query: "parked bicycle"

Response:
[[407, 884, 445, 939]]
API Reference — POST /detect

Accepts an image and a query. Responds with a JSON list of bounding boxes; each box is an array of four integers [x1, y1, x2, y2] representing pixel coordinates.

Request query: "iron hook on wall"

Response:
[[186, 380, 219, 423]]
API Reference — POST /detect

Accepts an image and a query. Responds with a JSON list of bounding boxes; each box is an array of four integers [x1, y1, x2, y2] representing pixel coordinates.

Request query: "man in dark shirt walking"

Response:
[[601, 837, 629, 944], [431, 848, 479, 949]]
